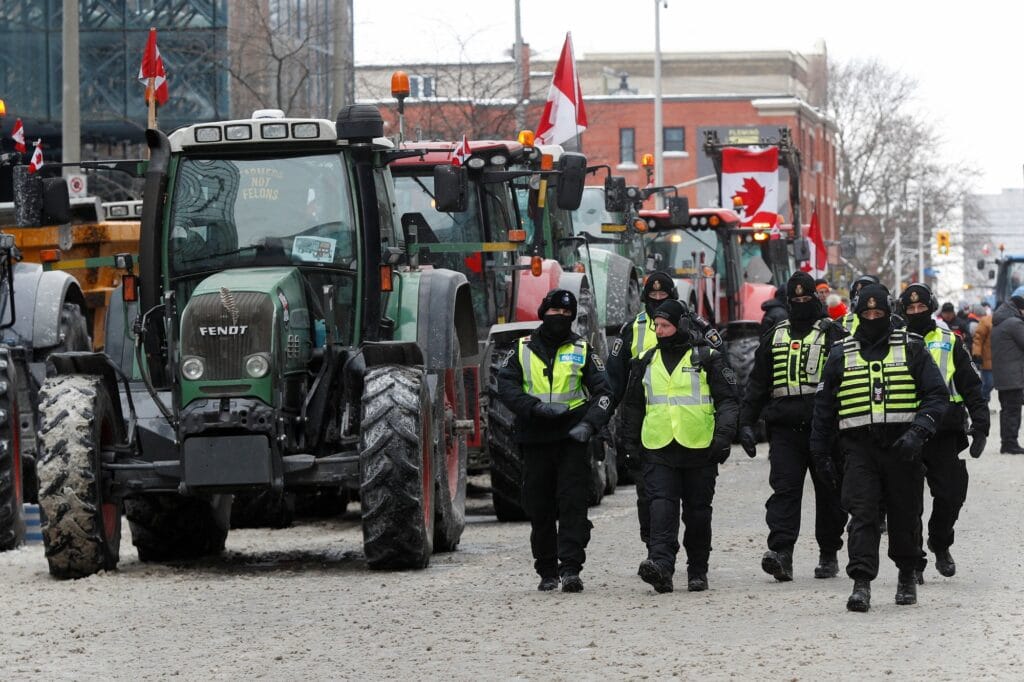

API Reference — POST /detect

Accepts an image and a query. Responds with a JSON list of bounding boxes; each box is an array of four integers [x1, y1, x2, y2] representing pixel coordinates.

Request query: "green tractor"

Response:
[[34, 105, 477, 579]]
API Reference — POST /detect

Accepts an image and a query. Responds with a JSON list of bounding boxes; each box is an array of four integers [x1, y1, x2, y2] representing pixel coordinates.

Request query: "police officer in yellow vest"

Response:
[[622, 299, 738, 594], [898, 283, 989, 580], [608, 271, 677, 547], [739, 272, 848, 582], [838, 275, 881, 336], [497, 288, 612, 593], [811, 284, 949, 612]]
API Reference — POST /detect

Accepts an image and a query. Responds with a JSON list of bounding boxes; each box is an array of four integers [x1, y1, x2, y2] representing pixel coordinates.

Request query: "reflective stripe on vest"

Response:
[[630, 312, 658, 358], [640, 348, 715, 449], [770, 320, 829, 398], [837, 331, 919, 430], [840, 313, 859, 334], [519, 337, 588, 408], [924, 328, 963, 404]]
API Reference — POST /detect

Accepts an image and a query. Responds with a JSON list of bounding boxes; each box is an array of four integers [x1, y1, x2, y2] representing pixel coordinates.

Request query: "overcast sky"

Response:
[[354, 0, 1019, 196]]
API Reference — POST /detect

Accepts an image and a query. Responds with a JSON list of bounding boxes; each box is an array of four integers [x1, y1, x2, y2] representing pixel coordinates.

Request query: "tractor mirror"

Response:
[[767, 238, 788, 265], [555, 152, 587, 211], [42, 177, 72, 225], [433, 164, 468, 212], [604, 176, 628, 212], [667, 196, 689, 227], [791, 237, 811, 262]]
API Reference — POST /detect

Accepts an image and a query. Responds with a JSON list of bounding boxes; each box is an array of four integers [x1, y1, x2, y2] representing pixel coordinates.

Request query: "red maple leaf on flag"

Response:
[[733, 177, 765, 216]]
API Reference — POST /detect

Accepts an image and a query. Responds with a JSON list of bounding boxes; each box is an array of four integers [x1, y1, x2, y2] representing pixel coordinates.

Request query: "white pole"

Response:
[[653, 1, 664, 208], [62, 0, 80, 177], [918, 189, 925, 283], [894, 219, 903, 292]]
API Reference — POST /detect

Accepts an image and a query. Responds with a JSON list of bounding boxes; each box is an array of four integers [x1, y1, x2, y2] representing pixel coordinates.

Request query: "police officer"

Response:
[[838, 275, 881, 335], [608, 271, 677, 548], [739, 272, 847, 582], [810, 284, 949, 612], [621, 299, 739, 594], [497, 288, 613, 592], [898, 283, 989, 580]]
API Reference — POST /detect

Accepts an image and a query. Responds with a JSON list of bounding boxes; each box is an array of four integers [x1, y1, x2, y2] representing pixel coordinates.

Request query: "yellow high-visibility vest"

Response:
[[640, 347, 715, 449], [837, 331, 919, 430], [519, 337, 588, 409]]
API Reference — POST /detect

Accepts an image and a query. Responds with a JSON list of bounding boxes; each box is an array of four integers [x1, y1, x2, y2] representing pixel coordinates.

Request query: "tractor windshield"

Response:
[[645, 229, 718, 277], [167, 153, 357, 276]]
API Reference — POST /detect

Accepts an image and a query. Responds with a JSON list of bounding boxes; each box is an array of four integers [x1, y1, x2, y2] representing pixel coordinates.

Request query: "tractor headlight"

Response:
[[181, 356, 205, 381], [244, 353, 270, 378]]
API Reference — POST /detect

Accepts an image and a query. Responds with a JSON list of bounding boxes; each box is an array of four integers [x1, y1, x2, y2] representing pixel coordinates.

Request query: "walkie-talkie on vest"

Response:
[[872, 377, 885, 403]]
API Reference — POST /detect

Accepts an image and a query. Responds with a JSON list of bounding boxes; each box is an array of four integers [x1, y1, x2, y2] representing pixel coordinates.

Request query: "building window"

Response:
[[664, 127, 685, 153], [409, 75, 435, 98], [619, 128, 635, 164]]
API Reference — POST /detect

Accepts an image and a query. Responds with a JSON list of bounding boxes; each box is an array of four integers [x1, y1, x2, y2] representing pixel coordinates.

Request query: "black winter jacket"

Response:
[[496, 331, 613, 444], [991, 303, 1024, 391]]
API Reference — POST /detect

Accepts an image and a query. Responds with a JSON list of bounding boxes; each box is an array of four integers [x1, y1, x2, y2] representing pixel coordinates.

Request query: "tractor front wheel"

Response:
[[0, 351, 24, 551], [36, 375, 121, 579], [359, 365, 434, 569]]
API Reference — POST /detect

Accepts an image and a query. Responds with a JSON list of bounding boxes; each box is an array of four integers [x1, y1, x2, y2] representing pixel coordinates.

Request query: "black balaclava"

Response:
[[899, 283, 936, 336], [536, 288, 577, 344], [653, 299, 690, 349], [642, 271, 678, 316], [786, 272, 820, 329], [854, 284, 892, 343]]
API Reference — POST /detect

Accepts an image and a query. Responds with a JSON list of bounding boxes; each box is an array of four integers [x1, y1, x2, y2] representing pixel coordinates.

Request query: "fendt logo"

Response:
[[199, 325, 249, 336]]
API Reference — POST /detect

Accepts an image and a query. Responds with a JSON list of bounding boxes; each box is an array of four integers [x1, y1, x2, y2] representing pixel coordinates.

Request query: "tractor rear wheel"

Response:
[[36, 375, 121, 579], [0, 351, 25, 551], [359, 365, 434, 569], [125, 494, 231, 562], [35, 302, 92, 361], [486, 343, 527, 522]]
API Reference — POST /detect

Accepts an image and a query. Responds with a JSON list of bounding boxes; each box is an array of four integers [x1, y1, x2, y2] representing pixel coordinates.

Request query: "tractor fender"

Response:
[[588, 249, 638, 332], [5, 263, 85, 351], [739, 282, 777, 322], [414, 268, 477, 371], [514, 258, 563, 321]]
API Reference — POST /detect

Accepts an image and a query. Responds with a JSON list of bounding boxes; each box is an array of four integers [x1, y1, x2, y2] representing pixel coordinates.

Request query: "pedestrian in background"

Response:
[[497, 288, 613, 592], [972, 305, 994, 403], [990, 287, 1024, 454], [622, 299, 739, 594]]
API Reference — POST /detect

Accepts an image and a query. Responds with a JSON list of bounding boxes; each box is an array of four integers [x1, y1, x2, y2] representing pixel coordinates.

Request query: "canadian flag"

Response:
[[452, 134, 471, 167], [27, 139, 44, 174], [138, 27, 169, 105], [535, 33, 587, 146], [800, 210, 829, 277], [721, 147, 779, 227], [11, 118, 26, 153]]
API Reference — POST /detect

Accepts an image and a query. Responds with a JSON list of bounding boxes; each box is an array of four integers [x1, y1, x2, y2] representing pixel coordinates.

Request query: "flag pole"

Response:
[[147, 77, 157, 130]]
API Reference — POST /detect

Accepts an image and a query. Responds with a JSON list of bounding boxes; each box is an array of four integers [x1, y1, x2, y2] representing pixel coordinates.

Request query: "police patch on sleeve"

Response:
[[611, 338, 623, 357], [502, 349, 515, 368], [598, 395, 610, 410], [592, 354, 606, 371], [722, 366, 737, 385]]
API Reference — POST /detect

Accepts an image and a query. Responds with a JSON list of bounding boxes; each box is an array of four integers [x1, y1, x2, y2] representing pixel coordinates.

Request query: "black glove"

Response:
[[533, 402, 570, 420], [710, 436, 731, 464], [969, 433, 986, 458], [813, 453, 840, 492], [893, 425, 928, 463], [567, 422, 594, 443], [739, 425, 757, 458]]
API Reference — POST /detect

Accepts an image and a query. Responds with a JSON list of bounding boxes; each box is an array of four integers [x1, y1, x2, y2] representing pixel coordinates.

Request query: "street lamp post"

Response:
[[653, 1, 664, 207]]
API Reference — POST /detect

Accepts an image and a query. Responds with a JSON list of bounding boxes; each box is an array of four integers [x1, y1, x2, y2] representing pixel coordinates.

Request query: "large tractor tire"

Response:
[[432, 360, 468, 552], [725, 333, 760, 396], [0, 353, 25, 551], [486, 343, 528, 522], [587, 442, 607, 507], [125, 494, 231, 562], [36, 375, 121, 579], [35, 302, 92, 361], [359, 365, 435, 569], [229, 490, 295, 529]]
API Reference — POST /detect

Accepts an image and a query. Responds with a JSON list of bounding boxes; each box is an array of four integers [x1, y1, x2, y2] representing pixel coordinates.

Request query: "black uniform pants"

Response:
[[521, 439, 592, 578], [922, 431, 969, 554], [765, 427, 847, 554], [632, 459, 651, 547], [643, 460, 717, 577], [998, 389, 1023, 447], [840, 438, 925, 580]]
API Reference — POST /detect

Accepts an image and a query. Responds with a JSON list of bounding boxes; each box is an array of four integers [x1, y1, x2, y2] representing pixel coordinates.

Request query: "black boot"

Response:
[[537, 576, 559, 591], [687, 574, 709, 592], [846, 579, 871, 612], [930, 542, 956, 577], [561, 573, 584, 593], [814, 551, 839, 579], [895, 569, 917, 605], [638, 559, 674, 593], [762, 550, 793, 582], [1000, 443, 1024, 454], [915, 569, 925, 585]]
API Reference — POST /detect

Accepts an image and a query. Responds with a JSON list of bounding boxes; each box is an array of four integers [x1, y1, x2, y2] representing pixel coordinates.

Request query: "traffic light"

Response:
[[937, 230, 951, 255]]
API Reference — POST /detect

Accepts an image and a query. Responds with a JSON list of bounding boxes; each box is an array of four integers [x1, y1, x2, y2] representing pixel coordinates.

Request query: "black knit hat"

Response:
[[899, 283, 935, 313], [643, 271, 678, 301], [653, 299, 687, 329], [854, 284, 892, 315], [786, 272, 817, 300], [537, 288, 577, 320]]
